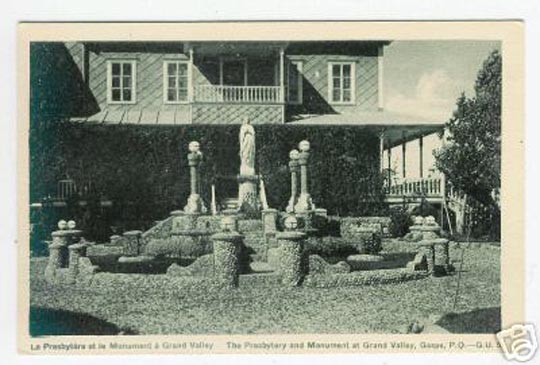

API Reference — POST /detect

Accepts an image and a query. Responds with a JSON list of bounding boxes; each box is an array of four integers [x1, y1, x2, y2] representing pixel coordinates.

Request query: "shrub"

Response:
[[389, 207, 413, 238]]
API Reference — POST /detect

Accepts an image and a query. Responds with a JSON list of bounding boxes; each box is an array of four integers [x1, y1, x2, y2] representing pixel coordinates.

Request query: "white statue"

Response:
[[239, 117, 256, 176], [237, 117, 260, 215]]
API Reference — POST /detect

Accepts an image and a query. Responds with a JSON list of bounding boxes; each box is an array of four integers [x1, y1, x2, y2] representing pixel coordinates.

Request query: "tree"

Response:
[[435, 49, 501, 209]]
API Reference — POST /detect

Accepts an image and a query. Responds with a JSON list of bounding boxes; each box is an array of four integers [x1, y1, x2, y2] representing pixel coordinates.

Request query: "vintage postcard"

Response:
[[18, 21, 526, 358]]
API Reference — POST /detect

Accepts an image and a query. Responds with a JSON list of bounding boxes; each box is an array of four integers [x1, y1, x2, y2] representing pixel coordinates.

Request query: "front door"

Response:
[[222, 59, 246, 86]]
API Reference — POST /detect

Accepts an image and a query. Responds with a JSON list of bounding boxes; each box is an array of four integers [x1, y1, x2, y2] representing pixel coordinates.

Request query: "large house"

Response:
[[30, 40, 446, 223]]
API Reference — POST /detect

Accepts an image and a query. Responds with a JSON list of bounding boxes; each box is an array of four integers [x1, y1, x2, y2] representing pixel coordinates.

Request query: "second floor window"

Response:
[[164, 61, 189, 103], [107, 60, 136, 104], [328, 62, 355, 104]]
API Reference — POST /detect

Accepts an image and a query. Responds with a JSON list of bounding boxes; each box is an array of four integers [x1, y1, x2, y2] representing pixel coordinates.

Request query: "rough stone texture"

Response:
[[144, 236, 212, 258], [346, 254, 385, 271], [406, 252, 428, 271], [418, 243, 436, 273], [141, 216, 174, 242], [212, 233, 243, 289], [166, 254, 214, 277], [340, 217, 391, 238], [262, 209, 278, 234], [87, 244, 124, 257], [238, 219, 263, 233], [122, 230, 143, 256], [266, 247, 280, 271], [308, 254, 350, 275], [276, 231, 306, 286], [303, 268, 429, 288], [44, 242, 65, 283]]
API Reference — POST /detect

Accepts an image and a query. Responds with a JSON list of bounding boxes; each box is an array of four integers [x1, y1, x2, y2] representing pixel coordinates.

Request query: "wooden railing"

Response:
[[194, 85, 282, 103], [385, 177, 443, 197]]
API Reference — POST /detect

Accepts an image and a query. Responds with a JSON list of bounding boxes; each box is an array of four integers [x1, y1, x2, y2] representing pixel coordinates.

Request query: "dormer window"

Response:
[[107, 60, 137, 104], [328, 61, 355, 104]]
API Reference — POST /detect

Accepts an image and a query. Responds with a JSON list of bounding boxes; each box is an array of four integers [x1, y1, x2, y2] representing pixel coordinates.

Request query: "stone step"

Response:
[[239, 272, 280, 286], [221, 198, 239, 210]]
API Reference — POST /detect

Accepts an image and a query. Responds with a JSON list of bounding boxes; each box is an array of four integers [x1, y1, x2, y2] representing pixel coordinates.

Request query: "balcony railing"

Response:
[[194, 85, 283, 104], [385, 177, 443, 198]]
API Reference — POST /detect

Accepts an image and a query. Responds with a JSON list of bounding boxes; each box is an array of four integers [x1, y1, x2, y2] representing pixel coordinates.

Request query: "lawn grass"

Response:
[[29, 241, 500, 335]]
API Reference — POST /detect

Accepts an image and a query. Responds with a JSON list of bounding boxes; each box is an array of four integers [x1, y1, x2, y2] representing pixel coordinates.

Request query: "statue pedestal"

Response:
[[184, 193, 206, 214], [294, 193, 313, 213], [237, 174, 260, 216]]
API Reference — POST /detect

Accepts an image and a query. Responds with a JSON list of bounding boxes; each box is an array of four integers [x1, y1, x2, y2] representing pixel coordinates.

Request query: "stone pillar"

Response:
[[50, 230, 70, 267], [68, 243, 86, 280], [211, 232, 243, 288], [421, 243, 435, 274], [44, 220, 82, 283], [433, 238, 452, 274], [184, 141, 203, 214], [44, 241, 64, 282], [286, 149, 300, 213], [294, 140, 313, 213], [122, 230, 142, 256], [276, 231, 306, 286]]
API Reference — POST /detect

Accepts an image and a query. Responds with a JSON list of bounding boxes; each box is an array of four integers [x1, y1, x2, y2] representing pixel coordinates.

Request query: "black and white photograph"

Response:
[[13, 21, 527, 358]]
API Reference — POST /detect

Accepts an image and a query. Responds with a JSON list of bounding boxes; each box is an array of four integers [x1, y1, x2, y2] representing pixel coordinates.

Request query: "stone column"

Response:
[[433, 238, 452, 274], [211, 232, 243, 288], [276, 231, 306, 286], [44, 220, 81, 283], [184, 141, 203, 214], [44, 241, 64, 282], [68, 243, 86, 281], [420, 243, 435, 274], [294, 140, 313, 213], [286, 149, 300, 213]]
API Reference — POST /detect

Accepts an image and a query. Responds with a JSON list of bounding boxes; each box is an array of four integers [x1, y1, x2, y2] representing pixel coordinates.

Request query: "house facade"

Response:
[[31, 40, 445, 220]]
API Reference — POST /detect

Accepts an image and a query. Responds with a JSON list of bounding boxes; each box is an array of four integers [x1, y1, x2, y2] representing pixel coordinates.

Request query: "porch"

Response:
[[190, 42, 287, 124]]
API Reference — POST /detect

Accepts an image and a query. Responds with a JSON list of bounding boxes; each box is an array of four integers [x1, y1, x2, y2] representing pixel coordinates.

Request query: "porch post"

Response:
[[279, 48, 285, 103], [378, 129, 385, 173], [387, 147, 392, 187], [402, 138, 407, 178], [419, 136, 424, 178]]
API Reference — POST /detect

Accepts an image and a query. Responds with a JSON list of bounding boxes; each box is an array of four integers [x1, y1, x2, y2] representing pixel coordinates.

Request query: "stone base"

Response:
[[308, 254, 350, 275], [184, 194, 207, 214], [346, 254, 385, 271], [294, 193, 313, 213]]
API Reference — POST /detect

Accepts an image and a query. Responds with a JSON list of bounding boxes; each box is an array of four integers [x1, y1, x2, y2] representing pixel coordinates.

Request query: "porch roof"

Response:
[[288, 111, 445, 148], [69, 108, 445, 148]]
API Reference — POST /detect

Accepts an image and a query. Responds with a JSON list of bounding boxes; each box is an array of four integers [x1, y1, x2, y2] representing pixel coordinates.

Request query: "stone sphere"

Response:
[[67, 220, 76, 229], [220, 216, 237, 232], [414, 216, 424, 225], [424, 216, 436, 225], [188, 141, 200, 153], [289, 149, 300, 160], [57, 220, 68, 230], [298, 140, 310, 152], [284, 215, 298, 230]]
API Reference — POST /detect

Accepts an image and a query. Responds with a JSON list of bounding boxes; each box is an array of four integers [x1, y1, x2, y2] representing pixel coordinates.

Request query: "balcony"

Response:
[[194, 85, 283, 104], [385, 176, 445, 204]]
